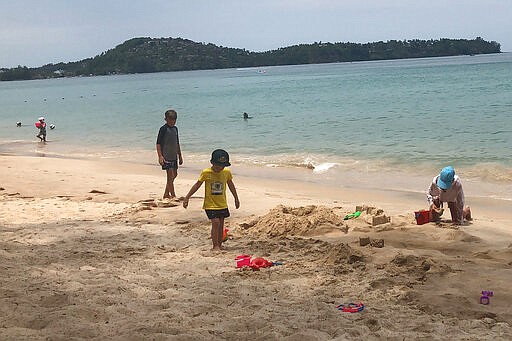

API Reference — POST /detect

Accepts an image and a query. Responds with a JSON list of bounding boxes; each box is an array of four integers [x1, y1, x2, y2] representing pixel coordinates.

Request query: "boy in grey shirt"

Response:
[[156, 109, 183, 199]]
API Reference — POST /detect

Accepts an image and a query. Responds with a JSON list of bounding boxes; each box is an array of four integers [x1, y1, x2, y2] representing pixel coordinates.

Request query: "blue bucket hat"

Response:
[[437, 166, 455, 190]]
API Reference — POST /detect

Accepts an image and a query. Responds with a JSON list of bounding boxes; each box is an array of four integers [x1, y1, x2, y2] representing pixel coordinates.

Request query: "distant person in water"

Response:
[[16, 121, 22, 127], [35, 117, 46, 142], [426, 166, 472, 225], [156, 109, 183, 199], [243, 112, 252, 120]]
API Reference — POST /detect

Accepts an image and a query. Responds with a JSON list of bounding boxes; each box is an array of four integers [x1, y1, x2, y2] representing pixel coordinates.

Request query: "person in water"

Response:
[[36, 117, 47, 142], [243, 112, 252, 119]]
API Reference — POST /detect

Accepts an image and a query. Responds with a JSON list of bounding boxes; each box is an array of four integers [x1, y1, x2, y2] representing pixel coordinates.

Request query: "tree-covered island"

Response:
[[0, 37, 501, 81]]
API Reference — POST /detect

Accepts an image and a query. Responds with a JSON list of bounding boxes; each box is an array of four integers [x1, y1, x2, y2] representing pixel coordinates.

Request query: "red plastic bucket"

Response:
[[235, 254, 251, 268], [414, 210, 430, 225]]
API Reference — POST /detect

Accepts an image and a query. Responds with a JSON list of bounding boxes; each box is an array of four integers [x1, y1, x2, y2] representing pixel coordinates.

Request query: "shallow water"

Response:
[[1, 53, 511, 200]]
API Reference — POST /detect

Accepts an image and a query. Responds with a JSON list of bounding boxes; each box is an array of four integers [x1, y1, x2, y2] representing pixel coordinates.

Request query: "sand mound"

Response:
[[239, 204, 347, 237], [323, 242, 364, 265]]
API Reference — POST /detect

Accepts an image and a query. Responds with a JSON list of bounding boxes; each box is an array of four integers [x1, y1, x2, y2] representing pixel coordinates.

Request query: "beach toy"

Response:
[[480, 290, 494, 305], [250, 257, 274, 270], [236, 254, 282, 270], [235, 254, 251, 268], [336, 302, 365, 313], [414, 210, 431, 225], [222, 228, 229, 242], [344, 211, 361, 220]]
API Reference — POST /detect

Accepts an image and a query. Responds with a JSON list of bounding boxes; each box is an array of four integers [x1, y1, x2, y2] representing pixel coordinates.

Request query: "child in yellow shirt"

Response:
[[183, 149, 240, 250]]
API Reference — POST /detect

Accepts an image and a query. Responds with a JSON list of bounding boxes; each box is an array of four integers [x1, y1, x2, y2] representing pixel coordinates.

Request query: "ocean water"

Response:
[[1, 53, 511, 200]]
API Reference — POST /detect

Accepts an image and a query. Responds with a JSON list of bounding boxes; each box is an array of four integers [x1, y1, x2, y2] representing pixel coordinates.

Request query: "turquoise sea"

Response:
[[1, 53, 511, 201]]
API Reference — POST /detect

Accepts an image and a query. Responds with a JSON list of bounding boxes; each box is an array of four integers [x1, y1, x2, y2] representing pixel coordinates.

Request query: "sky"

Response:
[[1, 0, 511, 68]]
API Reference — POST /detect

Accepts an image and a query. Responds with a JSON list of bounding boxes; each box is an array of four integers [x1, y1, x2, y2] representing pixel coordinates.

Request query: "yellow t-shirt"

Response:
[[198, 167, 233, 210]]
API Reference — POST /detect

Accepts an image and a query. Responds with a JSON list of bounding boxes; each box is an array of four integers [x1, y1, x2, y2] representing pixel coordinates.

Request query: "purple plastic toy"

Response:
[[480, 291, 494, 305]]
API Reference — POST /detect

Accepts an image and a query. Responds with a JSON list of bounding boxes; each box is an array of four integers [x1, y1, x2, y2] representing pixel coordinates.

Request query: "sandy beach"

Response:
[[1, 154, 511, 340]]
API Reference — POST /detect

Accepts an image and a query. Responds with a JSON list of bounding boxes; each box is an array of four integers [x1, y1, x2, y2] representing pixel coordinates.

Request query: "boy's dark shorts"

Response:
[[205, 208, 230, 219], [162, 160, 178, 170]]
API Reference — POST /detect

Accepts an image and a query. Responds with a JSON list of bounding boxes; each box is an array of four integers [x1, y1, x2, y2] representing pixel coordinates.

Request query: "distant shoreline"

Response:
[[0, 36, 501, 81]]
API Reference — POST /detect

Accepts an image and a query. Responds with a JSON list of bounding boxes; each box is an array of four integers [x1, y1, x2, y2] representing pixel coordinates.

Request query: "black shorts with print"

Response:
[[162, 160, 178, 170], [205, 208, 230, 219]]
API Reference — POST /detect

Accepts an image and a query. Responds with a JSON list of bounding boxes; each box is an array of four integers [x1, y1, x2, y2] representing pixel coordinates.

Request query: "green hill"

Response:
[[0, 36, 501, 81]]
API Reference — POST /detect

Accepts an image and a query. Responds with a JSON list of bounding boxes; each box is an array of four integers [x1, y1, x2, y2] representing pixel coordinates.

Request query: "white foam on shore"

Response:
[[2, 143, 511, 202], [312, 162, 337, 173]]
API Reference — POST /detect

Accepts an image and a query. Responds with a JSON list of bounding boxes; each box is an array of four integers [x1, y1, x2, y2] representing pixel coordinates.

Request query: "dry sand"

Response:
[[1, 155, 511, 340]]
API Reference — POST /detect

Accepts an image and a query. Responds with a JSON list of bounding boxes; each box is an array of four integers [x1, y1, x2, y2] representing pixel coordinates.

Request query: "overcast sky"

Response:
[[1, 0, 510, 68]]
